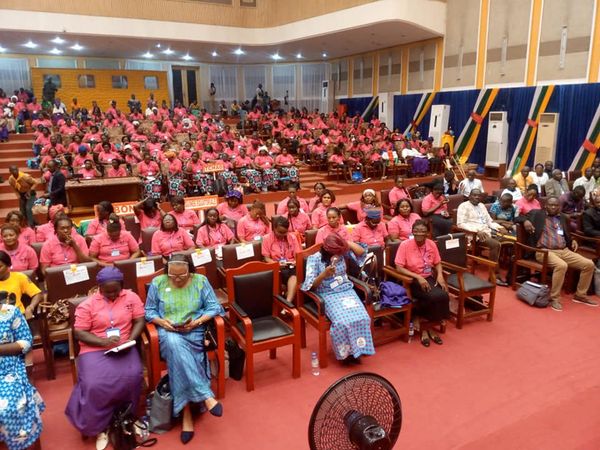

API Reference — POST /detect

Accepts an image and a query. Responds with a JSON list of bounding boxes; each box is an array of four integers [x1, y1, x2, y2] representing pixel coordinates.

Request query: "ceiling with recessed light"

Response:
[[0, 21, 437, 64]]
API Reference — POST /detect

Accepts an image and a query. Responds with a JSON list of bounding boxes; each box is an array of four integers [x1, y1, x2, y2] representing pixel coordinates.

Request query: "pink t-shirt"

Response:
[[151, 229, 194, 256], [261, 232, 301, 262], [311, 205, 342, 229], [0, 243, 38, 271], [351, 222, 388, 247], [276, 196, 309, 215], [89, 231, 138, 263], [137, 211, 162, 230], [237, 215, 270, 242], [515, 197, 541, 215], [388, 187, 410, 212], [315, 224, 350, 244], [288, 212, 312, 234], [421, 194, 448, 215], [74, 289, 145, 355], [35, 223, 78, 243], [86, 218, 126, 236], [394, 238, 441, 277], [40, 234, 89, 266], [387, 213, 421, 241], [78, 168, 97, 179], [107, 167, 128, 178], [217, 203, 248, 222], [171, 210, 200, 231], [195, 223, 234, 248], [347, 201, 383, 223]]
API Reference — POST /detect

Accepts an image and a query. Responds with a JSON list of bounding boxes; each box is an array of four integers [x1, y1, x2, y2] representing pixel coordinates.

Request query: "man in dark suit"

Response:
[[516, 196, 596, 311], [42, 160, 67, 206]]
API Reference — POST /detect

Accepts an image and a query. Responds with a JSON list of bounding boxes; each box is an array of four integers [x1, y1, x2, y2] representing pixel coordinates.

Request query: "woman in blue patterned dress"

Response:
[[300, 234, 374, 364], [0, 304, 45, 450], [145, 254, 224, 445]]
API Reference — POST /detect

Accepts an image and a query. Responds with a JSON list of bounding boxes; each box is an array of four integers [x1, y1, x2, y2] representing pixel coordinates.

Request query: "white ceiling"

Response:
[[0, 21, 438, 64]]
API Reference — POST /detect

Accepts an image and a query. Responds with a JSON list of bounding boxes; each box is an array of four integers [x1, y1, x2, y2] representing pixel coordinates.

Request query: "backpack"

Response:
[[378, 281, 411, 309]]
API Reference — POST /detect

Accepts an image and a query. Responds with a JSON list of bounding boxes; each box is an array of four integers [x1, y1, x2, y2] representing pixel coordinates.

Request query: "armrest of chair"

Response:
[[440, 260, 468, 273], [467, 254, 498, 269], [229, 302, 248, 318], [349, 275, 374, 305], [274, 294, 296, 311], [514, 241, 549, 267], [382, 266, 415, 299], [302, 290, 327, 316]]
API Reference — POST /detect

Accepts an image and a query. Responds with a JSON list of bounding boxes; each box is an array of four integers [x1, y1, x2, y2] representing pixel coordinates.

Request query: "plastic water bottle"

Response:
[[408, 322, 414, 343], [311, 352, 320, 376], [140, 416, 150, 441]]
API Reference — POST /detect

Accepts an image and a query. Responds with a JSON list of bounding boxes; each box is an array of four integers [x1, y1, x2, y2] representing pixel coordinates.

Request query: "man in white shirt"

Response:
[[458, 170, 484, 198], [530, 163, 549, 193], [456, 188, 508, 285], [573, 168, 596, 201]]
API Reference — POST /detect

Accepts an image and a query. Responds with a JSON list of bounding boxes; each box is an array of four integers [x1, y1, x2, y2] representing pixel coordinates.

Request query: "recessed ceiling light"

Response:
[[271, 53, 283, 60], [182, 54, 193, 61], [156, 43, 161, 48], [233, 48, 245, 55], [23, 40, 37, 49], [51, 36, 65, 44], [49, 47, 62, 55], [162, 48, 174, 55], [211, 51, 218, 57], [70, 43, 83, 51], [322, 52, 328, 58], [0, 45, 6, 53], [296, 53, 303, 59], [142, 51, 154, 58]]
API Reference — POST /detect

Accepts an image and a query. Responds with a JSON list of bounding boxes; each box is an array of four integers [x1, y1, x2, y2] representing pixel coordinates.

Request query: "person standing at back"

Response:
[[7, 165, 37, 226]]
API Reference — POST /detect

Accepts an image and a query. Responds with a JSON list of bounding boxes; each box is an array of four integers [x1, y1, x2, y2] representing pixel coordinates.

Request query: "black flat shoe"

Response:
[[420, 333, 430, 347], [209, 402, 223, 417], [180, 431, 195, 444], [430, 334, 443, 345]]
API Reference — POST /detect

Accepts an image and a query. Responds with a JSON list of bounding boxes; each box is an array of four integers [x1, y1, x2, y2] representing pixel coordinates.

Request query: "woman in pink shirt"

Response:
[[254, 147, 280, 191], [217, 190, 248, 222], [388, 176, 412, 214], [346, 189, 383, 223], [421, 183, 452, 238], [151, 213, 195, 258], [308, 182, 326, 212], [138, 153, 163, 200], [315, 207, 349, 244], [276, 185, 309, 215], [65, 267, 145, 446], [185, 152, 215, 196], [286, 199, 312, 237], [234, 148, 264, 193], [274, 147, 299, 185], [89, 216, 141, 265], [39, 217, 90, 274], [195, 208, 235, 249], [394, 220, 449, 347], [515, 184, 542, 215], [387, 199, 421, 241], [86, 201, 125, 237], [107, 159, 128, 178], [236, 201, 270, 243], [5, 211, 36, 247], [311, 190, 339, 229], [261, 216, 302, 303], [98, 143, 119, 164], [134, 198, 164, 231], [79, 160, 101, 179], [350, 209, 388, 247], [0, 225, 38, 271], [169, 196, 200, 232], [165, 151, 186, 198]]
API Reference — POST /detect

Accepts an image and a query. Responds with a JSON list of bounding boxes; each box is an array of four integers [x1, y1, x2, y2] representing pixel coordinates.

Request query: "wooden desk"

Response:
[[66, 177, 141, 210]]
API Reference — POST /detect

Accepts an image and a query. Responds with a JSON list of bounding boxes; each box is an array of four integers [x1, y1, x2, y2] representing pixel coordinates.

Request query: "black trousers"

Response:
[[410, 277, 450, 322]]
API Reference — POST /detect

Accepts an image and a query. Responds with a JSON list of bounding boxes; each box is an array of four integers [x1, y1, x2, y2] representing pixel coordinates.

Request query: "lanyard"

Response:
[[277, 238, 289, 261], [104, 297, 115, 327]]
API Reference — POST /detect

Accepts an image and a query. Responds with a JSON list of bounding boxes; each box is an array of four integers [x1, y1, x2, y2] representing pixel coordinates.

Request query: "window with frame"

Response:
[[144, 76, 159, 90], [78, 74, 96, 88], [112, 75, 128, 89]]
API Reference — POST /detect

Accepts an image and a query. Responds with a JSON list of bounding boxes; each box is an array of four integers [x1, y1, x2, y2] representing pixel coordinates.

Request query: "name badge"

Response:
[[106, 327, 120, 338], [111, 249, 121, 257], [557, 228, 564, 236]]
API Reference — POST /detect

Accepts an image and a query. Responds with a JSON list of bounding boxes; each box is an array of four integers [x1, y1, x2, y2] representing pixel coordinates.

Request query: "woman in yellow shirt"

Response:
[[0, 250, 42, 319]]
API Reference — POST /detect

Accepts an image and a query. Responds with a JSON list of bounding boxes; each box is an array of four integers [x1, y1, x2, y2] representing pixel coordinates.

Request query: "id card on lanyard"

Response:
[[104, 299, 120, 338]]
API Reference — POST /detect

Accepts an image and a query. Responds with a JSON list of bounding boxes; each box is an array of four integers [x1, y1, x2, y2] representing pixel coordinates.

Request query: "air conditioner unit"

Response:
[[428, 104, 450, 146], [377, 92, 395, 127], [485, 111, 508, 167], [320, 80, 334, 114], [534, 113, 559, 164]]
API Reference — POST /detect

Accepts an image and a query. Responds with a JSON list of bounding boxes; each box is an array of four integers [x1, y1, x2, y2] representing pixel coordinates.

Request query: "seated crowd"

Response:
[[2, 90, 600, 450]]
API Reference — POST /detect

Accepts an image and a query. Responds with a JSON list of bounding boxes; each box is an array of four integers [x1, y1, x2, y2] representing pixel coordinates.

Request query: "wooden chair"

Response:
[[140, 227, 159, 255], [41, 262, 101, 379], [137, 267, 226, 397], [217, 242, 263, 288], [327, 162, 345, 182], [340, 206, 358, 225], [114, 256, 165, 294], [173, 248, 221, 289], [66, 296, 94, 384], [381, 189, 392, 216], [122, 215, 141, 242], [435, 233, 497, 329], [304, 229, 318, 248], [226, 261, 301, 391], [510, 224, 549, 290]]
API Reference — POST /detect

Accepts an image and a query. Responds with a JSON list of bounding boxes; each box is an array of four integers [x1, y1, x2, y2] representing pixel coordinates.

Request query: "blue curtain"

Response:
[[339, 97, 373, 117], [390, 83, 600, 171]]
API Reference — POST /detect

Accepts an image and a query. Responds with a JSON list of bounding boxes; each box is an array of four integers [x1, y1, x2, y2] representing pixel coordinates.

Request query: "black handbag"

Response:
[[109, 403, 157, 450], [148, 375, 174, 434], [225, 338, 245, 381], [516, 281, 550, 308]]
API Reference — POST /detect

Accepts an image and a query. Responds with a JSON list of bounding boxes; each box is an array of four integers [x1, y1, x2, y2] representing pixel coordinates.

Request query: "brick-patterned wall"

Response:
[[31, 68, 170, 111]]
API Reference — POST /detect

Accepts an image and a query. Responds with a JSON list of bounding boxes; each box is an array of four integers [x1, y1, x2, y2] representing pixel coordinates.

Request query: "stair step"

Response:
[[0, 142, 33, 150], [0, 149, 34, 158], [0, 157, 31, 169]]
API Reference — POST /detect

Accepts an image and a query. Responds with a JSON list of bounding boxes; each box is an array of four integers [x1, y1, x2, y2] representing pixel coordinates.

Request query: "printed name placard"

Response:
[[63, 265, 90, 285], [203, 162, 226, 173], [185, 195, 219, 211], [236, 244, 255, 260]]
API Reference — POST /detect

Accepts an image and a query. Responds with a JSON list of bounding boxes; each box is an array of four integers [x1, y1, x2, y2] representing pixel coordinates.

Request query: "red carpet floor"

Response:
[[31, 284, 600, 450]]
